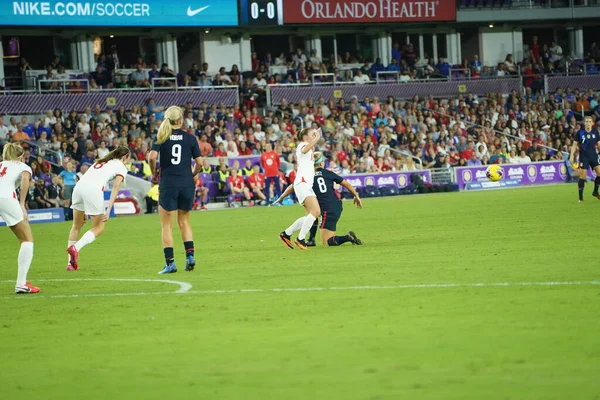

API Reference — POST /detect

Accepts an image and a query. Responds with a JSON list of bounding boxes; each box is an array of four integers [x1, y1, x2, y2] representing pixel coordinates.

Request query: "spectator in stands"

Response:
[[247, 165, 267, 204], [549, 41, 563, 67], [12, 124, 30, 142], [436, 57, 450, 77], [47, 176, 64, 208], [32, 178, 53, 209], [158, 63, 176, 86], [504, 54, 517, 75], [471, 54, 482, 72], [90, 65, 113, 88], [130, 64, 150, 87], [293, 48, 307, 67], [354, 70, 370, 84], [496, 64, 507, 77], [228, 167, 252, 206], [370, 58, 385, 77], [187, 63, 201, 84]]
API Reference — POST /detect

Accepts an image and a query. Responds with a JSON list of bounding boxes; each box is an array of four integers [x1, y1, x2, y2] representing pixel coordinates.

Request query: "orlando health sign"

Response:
[[284, 0, 456, 23]]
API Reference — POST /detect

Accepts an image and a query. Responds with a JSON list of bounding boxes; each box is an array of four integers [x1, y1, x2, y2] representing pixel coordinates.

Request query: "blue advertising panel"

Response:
[[2, 0, 239, 26]]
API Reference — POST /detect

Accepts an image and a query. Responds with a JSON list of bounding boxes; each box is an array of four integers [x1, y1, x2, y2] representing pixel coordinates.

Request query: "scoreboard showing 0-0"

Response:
[[239, 0, 284, 25]]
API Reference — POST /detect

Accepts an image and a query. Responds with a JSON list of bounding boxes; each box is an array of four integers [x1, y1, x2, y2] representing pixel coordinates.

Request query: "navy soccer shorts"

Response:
[[579, 155, 600, 170], [159, 186, 195, 211], [320, 209, 341, 232]]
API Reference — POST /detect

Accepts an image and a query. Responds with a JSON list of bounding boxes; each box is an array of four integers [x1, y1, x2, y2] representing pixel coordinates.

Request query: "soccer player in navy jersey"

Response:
[[570, 116, 600, 202], [149, 106, 203, 274], [275, 152, 363, 247]]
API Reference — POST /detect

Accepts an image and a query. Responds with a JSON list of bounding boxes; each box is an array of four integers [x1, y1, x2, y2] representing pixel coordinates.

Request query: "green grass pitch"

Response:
[[1, 184, 599, 399]]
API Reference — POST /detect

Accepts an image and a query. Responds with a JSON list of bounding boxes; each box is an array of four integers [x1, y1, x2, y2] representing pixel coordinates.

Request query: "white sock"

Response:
[[298, 214, 317, 240], [68, 240, 76, 263], [75, 231, 96, 252], [285, 217, 305, 236], [16, 242, 34, 286]]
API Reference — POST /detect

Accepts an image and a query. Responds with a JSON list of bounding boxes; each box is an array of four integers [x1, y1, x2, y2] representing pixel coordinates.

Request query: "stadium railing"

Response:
[[430, 168, 456, 184]]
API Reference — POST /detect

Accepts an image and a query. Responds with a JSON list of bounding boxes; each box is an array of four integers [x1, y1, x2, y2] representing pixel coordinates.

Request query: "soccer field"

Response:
[[1, 184, 598, 400]]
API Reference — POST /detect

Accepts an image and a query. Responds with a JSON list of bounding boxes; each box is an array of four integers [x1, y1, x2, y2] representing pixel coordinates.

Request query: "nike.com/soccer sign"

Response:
[[3, 0, 239, 26], [284, 0, 456, 23]]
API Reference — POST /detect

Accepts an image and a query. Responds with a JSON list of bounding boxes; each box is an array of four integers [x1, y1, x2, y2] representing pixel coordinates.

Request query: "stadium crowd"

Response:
[[1, 39, 599, 211]]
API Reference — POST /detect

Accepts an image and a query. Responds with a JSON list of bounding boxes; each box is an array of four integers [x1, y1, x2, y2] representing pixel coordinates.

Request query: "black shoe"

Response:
[[294, 238, 308, 250], [279, 232, 294, 249], [347, 231, 363, 245], [306, 239, 316, 247]]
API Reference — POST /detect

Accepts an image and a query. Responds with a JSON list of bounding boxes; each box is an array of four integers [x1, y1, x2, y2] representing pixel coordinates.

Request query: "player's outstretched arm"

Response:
[[340, 180, 363, 209], [274, 184, 295, 204], [104, 175, 124, 222], [301, 128, 322, 154]]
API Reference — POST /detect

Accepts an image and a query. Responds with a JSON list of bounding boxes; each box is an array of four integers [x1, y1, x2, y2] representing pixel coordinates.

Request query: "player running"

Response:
[[149, 106, 203, 274], [570, 116, 600, 202], [275, 152, 363, 247], [66, 146, 129, 270], [279, 127, 321, 250], [0, 143, 39, 293]]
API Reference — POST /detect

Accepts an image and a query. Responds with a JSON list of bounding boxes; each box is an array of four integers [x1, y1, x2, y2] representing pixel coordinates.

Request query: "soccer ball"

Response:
[[486, 165, 503, 182]]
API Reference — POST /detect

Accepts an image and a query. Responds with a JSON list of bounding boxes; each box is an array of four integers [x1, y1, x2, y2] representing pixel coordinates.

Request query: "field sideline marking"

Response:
[[0, 278, 191, 299], [0, 280, 599, 300]]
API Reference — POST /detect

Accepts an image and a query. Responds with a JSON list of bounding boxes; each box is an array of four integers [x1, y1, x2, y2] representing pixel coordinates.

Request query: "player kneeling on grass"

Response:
[[275, 152, 363, 247], [66, 146, 130, 270], [0, 143, 39, 294], [569, 116, 600, 202]]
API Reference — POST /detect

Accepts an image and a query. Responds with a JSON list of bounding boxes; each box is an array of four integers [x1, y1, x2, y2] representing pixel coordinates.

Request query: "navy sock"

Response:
[[184, 241, 194, 257], [164, 247, 174, 265], [308, 219, 319, 241], [578, 178, 585, 200], [327, 236, 350, 246], [594, 177, 600, 194]]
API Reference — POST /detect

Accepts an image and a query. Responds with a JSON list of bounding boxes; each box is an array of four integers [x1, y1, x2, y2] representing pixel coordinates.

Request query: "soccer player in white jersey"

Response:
[[66, 146, 129, 270], [0, 143, 39, 294], [279, 127, 322, 250]]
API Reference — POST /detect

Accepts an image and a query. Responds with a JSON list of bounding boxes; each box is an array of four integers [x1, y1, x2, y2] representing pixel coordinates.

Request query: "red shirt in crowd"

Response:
[[214, 149, 227, 157], [288, 170, 297, 184], [461, 148, 476, 160], [336, 151, 348, 164], [248, 172, 265, 188], [228, 174, 245, 189], [261, 151, 280, 177]]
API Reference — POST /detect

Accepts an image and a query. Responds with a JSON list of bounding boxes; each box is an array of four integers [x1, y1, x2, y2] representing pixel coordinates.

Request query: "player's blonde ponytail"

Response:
[[155, 106, 184, 145], [2, 143, 25, 161]]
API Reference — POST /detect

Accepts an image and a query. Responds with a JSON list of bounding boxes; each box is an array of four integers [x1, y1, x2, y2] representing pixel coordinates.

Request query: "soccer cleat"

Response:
[[347, 231, 363, 245], [15, 282, 40, 294], [67, 245, 79, 271], [185, 255, 196, 272], [279, 232, 294, 249], [579, 200, 585, 203], [295, 238, 308, 250], [201, 205, 208, 210], [306, 239, 316, 247], [593, 192, 600, 200], [158, 263, 177, 275], [248, 201, 254, 207]]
